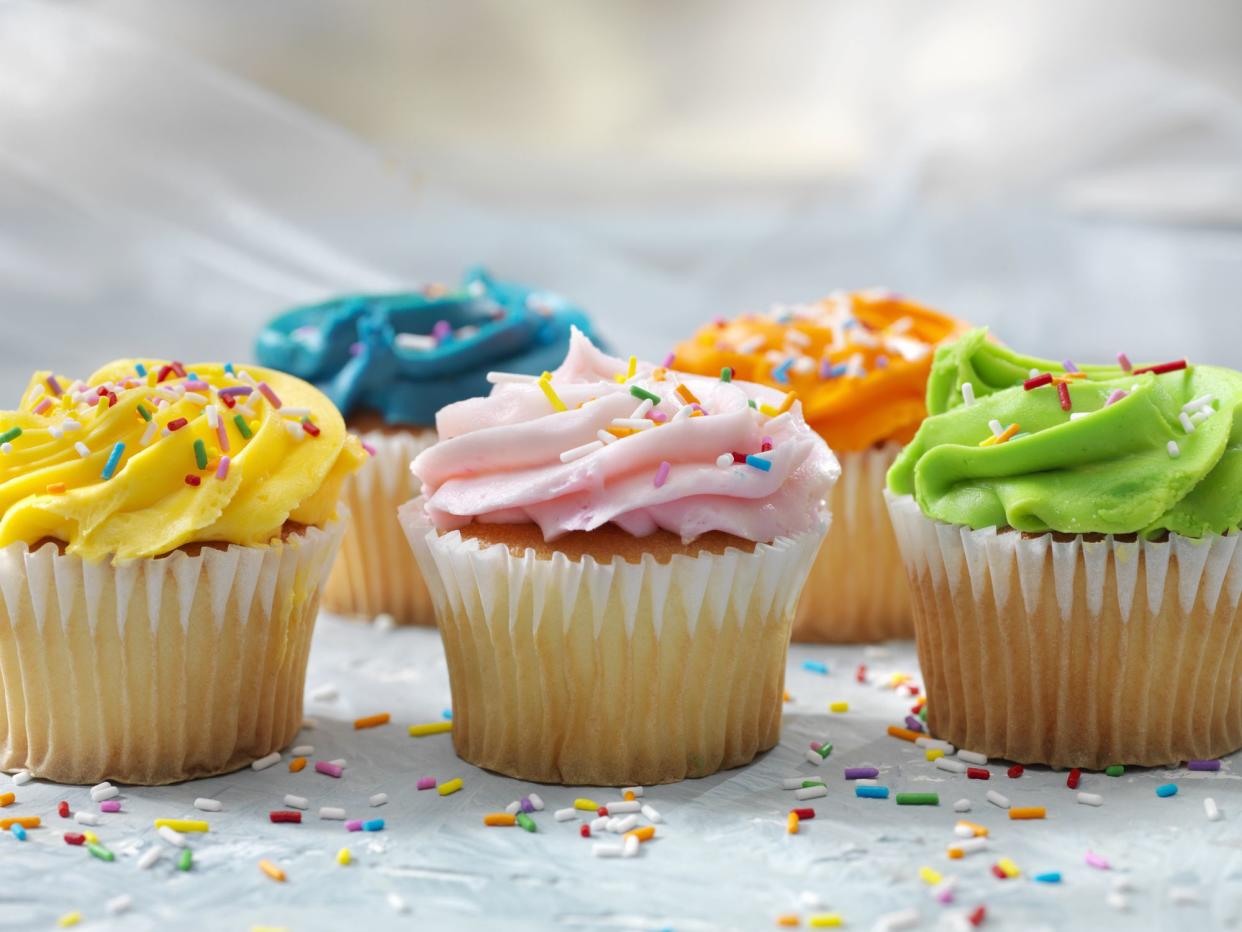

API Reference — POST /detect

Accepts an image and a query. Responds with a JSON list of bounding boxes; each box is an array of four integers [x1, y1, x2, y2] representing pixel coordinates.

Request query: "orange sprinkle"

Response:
[[887, 725, 921, 742], [0, 816, 39, 829], [288, 757, 307, 773], [957, 820, 988, 837], [0, 793, 13, 807], [675, 383, 701, 407], [483, 813, 516, 827], [652, 367, 667, 382], [625, 825, 656, 842], [776, 915, 800, 928], [783, 690, 792, 702], [948, 847, 964, 860], [607, 427, 636, 439], [777, 390, 798, 414], [981, 423, 1020, 447], [354, 713, 391, 730], [623, 790, 636, 802], [787, 811, 800, 835], [1009, 806, 1046, 821], [259, 859, 286, 882], [46, 483, 66, 495]]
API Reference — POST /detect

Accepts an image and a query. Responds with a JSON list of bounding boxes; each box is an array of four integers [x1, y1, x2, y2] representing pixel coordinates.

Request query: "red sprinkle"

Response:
[[855, 664, 867, 683], [166, 417, 189, 432], [991, 864, 1008, 880], [1133, 359, 1187, 376], [969, 905, 987, 926], [220, 394, 237, 409], [1023, 372, 1053, 390], [185, 475, 201, 487], [792, 808, 815, 820], [967, 767, 990, 780], [1056, 380, 1072, 411], [1067, 768, 1081, 789], [157, 364, 175, 383], [732, 452, 747, 464], [58, 800, 69, 818], [64, 832, 86, 846], [1007, 765, 1024, 779], [269, 810, 302, 824], [301, 418, 321, 438], [171, 361, 188, 378], [579, 824, 590, 838], [597, 807, 609, 817]]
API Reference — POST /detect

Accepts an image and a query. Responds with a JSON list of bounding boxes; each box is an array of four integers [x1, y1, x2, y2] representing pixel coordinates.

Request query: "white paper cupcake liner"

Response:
[[0, 522, 343, 785], [794, 444, 911, 642], [886, 491, 1242, 767], [400, 500, 825, 785], [325, 428, 437, 624]]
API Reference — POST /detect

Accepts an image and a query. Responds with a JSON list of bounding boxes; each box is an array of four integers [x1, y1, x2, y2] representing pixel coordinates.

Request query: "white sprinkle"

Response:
[[948, 837, 989, 857], [590, 816, 610, 833], [1183, 394, 1216, 412], [527, 793, 544, 811], [641, 803, 662, 823], [854, 778, 878, 787], [1078, 792, 1104, 807], [61, 419, 81, 432], [106, 894, 133, 916], [874, 906, 920, 931], [387, 892, 410, 914], [370, 793, 388, 808], [181, 391, 208, 406], [672, 404, 694, 422], [74, 811, 101, 826], [783, 776, 822, 789], [795, 785, 828, 801], [1107, 891, 1129, 911], [284, 794, 309, 810], [139, 419, 159, 446], [0, 443, 9, 456], [153, 387, 182, 403], [310, 684, 338, 702], [785, 329, 811, 347], [1169, 886, 1200, 905], [986, 790, 1011, 809], [90, 785, 119, 802], [1029, 368, 1041, 377], [623, 834, 641, 858], [592, 842, 624, 858], [560, 440, 604, 463], [194, 797, 222, 811], [737, 336, 765, 355], [953, 798, 971, 812], [1205, 797, 1222, 821], [48, 426, 62, 439], [1191, 407, 1213, 424], [954, 823, 975, 838], [205, 404, 219, 428], [597, 430, 617, 445], [605, 817, 621, 833], [90, 781, 113, 795], [956, 750, 988, 765], [137, 846, 163, 869], [251, 752, 281, 771], [554, 807, 577, 822], [630, 399, 654, 419], [486, 372, 541, 384], [74, 441, 90, 458], [329, 758, 346, 768], [716, 453, 734, 468], [804, 749, 825, 766], [935, 758, 967, 774], [319, 807, 346, 820], [1070, 412, 1092, 421], [236, 403, 257, 419], [505, 801, 521, 815], [290, 745, 314, 756], [1168, 441, 1181, 458], [987, 419, 1004, 437], [613, 814, 639, 834], [374, 612, 396, 632], [915, 738, 955, 753], [605, 800, 640, 814], [285, 420, 306, 441], [157, 825, 186, 847], [278, 407, 312, 418], [961, 382, 976, 406], [610, 418, 654, 431], [237, 370, 257, 386], [1179, 412, 1196, 434]]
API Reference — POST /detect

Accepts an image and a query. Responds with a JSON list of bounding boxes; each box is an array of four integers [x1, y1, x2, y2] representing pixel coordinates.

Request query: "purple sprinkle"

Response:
[[520, 797, 535, 814], [844, 767, 879, 780], [904, 715, 925, 733], [349, 341, 365, 357], [1063, 359, 1081, 373], [1105, 389, 1128, 407], [314, 760, 343, 779], [100, 800, 121, 813], [653, 461, 671, 488], [1117, 352, 1133, 372], [875, 355, 889, 368], [650, 411, 668, 424], [345, 819, 363, 832], [218, 386, 253, 398], [1188, 759, 1220, 772], [819, 358, 834, 379], [417, 777, 436, 791], [432, 320, 453, 343], [662, 352, 676, 368]]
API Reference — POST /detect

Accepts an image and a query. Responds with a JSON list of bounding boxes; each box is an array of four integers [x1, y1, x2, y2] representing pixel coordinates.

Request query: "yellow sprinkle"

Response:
[[259, 858, 286, 882], [919, 865, 943, 885], [58, 913, 81, 928], [787, 811, 800, 835], [759, 403, 780, 417], [437, 778, 463, 797], [925, 748, 945, 762], [537, 377, 568, 413], [998, 856, 1021, 878], [408, 721, 452, 737], [573, 798, 600, 811], [981, 423, 1020, 447], [829, 701, 849, 713], [808, 915, 843, 928], [97, 395, 109, 412], [83, 830, 99, 845], [154, 819, 209, 833], [777, 390, 797, 414], [336, 847, 351, 866]]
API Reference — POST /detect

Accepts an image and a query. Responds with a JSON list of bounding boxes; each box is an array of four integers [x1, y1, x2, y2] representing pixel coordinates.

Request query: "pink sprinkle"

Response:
[[662, 352, 676, 368], [689, 403, 707, 415], [361, 441, 377, 457], [349, 342, 365, 357], [46, 376, 62, 397], [216, 421, 230, 453], [215, 455, 231, 480], [935, 886, 955, 905], [1085, 850, 1111, 870], [33, 398, 52, 415], [653, 461, 670, 488], [184, 380, 209, 391], [314, 760, 343, 779], [257, 382, 283, 409], [100, 800, 121, 813], [345, 819, 364, 832], [1105, 389, 1128, 407], [649, 412, 668, 424], [417, 777, 436, 791], [1117, 352, 1132, 372], [432, 320, 453, 343], [218, 386, 253, 398], [810, 741, 821, 751]]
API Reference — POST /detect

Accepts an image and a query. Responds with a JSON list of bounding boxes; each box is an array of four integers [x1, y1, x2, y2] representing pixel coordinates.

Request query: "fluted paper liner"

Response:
[[794, 444, 911, 642], [325, 428, 437, 624], [400, 501, 825, 785], [886, 491, 1242, 767], [0, 523, 342, 785]]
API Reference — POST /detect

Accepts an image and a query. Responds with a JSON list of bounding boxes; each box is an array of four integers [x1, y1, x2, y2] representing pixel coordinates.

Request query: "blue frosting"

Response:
[[255, 268, 604, 425]]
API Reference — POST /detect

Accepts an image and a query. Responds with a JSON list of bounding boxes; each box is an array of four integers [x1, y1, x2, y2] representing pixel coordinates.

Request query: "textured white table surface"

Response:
[[7, 615, 1240, 931]]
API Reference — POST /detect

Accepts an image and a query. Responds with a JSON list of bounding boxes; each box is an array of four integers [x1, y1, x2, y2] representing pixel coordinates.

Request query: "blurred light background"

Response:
[[1, 0, 1240, 398]]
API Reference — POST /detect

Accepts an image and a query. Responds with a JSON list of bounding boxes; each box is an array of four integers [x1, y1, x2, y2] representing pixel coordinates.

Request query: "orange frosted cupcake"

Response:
[[673, 290, 970, 642]]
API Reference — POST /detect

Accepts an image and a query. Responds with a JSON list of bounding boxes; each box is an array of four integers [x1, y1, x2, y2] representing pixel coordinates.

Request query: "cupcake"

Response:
[[672, 290, 969, 642], [0, 359, 364, 784], [399, 329, 838, 785], [887, 329, 1242, 767], [256, 268, 603, 625]]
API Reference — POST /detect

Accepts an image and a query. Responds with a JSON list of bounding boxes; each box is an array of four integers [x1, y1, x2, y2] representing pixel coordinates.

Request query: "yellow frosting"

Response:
[[0, 360, 365, 561]]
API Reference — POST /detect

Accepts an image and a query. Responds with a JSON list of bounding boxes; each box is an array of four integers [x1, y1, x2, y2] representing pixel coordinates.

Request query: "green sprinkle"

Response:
[[233, 414, 252, 439], [748, 399, 757, 409], [895, 793, 939, 806], [177, 848, 192, 871], [720, 367, 733, 382], [1105, 765, 1125, 777], [87, 842, 115, 862], [0, 427, 21, 445], [801, 779, 825, 789], [817, 742, 834, 759], [918, 707, 927, 722], [193, 438, 207, 470], [516, 812, 536, 833], [137, 404, 151, 422], [629, 385, 661, 405]]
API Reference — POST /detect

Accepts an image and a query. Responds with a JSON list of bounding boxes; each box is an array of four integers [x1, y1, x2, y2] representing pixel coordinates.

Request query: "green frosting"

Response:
[[888, 329, 1242, 538]]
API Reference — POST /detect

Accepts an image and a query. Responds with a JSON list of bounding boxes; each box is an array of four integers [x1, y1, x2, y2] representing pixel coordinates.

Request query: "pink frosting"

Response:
[[412, 329, 840, 543]]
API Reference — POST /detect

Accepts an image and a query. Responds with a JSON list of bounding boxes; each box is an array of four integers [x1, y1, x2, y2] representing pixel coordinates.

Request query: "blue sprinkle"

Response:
[[10, 824, 26, 841], [772, 358, 794, 384], [745, 454, 772, 472], [101, 442, 125, 481], [442, 708, 453, 720], [363, 818, 385, 831], [855, 786, 889, 799], [1034, 871, 1062, 884], [134, 363, 147, 377], [188, 372, 199, 381], [875, 355, 889, 369], [224, 362, 235, 374], [1156, 783, 1178, 798], [802, 660, 829, 675]]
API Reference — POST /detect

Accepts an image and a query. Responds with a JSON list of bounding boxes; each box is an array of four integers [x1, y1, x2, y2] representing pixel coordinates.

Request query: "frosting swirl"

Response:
[[0, 360, 365, 561], [671, 290, 969, 452], [888, 330, 1242, 538], [413, 330, 840, 544], [255, 267, 602, 427]]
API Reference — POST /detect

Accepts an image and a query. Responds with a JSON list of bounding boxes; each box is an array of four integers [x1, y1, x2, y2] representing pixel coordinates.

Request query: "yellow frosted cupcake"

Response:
[[0, 359, 364, 784]]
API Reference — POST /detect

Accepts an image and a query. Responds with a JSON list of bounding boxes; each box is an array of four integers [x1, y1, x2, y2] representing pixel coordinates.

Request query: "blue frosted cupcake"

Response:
[[256, 267, 604, 623]]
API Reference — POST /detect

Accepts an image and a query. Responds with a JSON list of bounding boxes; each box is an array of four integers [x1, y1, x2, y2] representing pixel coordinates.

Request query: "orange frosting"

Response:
[[672, 290, 970, 452]]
